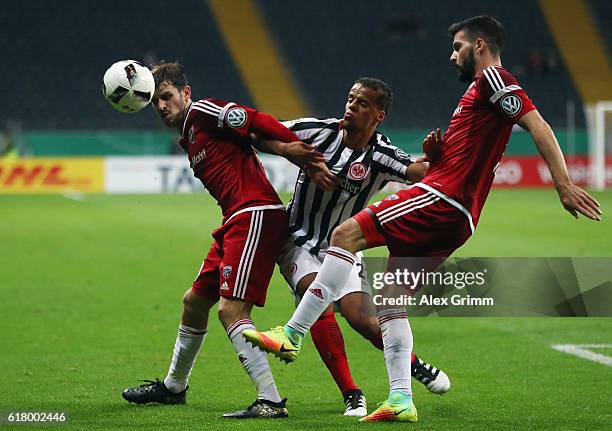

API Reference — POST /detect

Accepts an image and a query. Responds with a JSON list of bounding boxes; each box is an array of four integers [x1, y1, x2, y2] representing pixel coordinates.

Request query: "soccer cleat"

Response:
[[412, 355, 451, 395], [122, 378, 187, 405], [242, 326, 300, 363], [222, 398, 288, 419], [359, 396, 417, 422], [343, 389, 367, 417]]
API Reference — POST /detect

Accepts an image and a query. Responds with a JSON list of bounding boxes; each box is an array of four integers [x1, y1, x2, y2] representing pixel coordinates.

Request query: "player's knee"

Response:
[[330, 222, 353, 250], [217, 298, 251, 328], [183, 289, 212, 313], [330, 219, 363, 253]]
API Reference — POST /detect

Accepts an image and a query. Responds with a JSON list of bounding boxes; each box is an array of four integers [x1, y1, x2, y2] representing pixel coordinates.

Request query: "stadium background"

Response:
[[1, 1, 611, 430]]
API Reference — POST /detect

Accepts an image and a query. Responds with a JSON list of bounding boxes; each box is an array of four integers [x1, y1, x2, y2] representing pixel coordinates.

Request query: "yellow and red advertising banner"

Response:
[[0, 158, 104, 193]]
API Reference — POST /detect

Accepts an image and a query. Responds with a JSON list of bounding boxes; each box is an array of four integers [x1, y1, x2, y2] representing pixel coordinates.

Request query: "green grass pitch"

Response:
[[1, 189, 611, 430]]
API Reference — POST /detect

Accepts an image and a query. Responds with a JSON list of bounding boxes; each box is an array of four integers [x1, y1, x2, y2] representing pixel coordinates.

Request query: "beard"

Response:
[[455, 50, 476, 83]]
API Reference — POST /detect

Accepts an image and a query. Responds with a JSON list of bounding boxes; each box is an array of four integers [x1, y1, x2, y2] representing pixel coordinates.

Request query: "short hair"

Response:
[[448, 15, 505, 55], [354, 77, 393, 113], [150, 61, 189, 90]]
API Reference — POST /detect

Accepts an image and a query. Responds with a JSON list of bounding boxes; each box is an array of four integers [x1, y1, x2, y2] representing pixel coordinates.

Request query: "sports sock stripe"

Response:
[[326, 249, 355, 265], [227, 318, 254, 338]]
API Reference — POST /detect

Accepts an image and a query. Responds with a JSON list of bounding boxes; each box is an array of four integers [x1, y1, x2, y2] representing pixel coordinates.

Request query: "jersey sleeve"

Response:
[[190, 98, 257, 136], [281, 118, 340, 146], [372, 134, 414, 184], [478, 67, 536, 123]]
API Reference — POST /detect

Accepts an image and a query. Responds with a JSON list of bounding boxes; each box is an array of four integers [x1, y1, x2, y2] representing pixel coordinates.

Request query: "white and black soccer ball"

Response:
[[102, 60, 155, 113]]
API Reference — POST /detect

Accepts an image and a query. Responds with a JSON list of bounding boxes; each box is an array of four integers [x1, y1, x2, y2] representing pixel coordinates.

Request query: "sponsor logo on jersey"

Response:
[[222, 265, 232, 278], [453, 104, 463, 116], [394, 148, 410, 160], [308, 287, 324, 300], [226, 107, 247, 128], [289, 263, 297, 275], [348, 162, 368, 180], [190, 149, 206, 169], [500, 94, 522, 117], [220, 281, 230, 291], [339, 176, 363, 194], [188, 126, 195, 144]]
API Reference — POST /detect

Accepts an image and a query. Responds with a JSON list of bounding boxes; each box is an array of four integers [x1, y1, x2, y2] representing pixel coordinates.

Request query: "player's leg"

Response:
[[122, 243, 221, 405], [294, 273, 365, 416], [361, 188, 470, 422], [220, 209, 289, 418], [243, 218, 374, 360], [337, 292, 451, 395], [284, 219, 368, 344]]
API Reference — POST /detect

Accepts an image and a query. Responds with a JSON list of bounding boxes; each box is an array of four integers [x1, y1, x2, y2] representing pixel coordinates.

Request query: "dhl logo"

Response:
[[0, 165, 71, 186], [0, 159, 104, 193]]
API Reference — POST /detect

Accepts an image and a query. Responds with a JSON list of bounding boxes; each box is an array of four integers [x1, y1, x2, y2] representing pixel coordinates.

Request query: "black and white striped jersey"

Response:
[[282, 117, 414, 254]]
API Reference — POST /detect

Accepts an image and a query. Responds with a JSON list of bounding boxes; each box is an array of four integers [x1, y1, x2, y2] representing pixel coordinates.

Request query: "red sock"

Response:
[[310, 312, 359, 394], [369, 330, 417, 364]]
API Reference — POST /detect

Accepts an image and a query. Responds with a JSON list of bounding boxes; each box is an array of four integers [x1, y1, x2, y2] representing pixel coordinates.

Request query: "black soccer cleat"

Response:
[[412, 355, 451, 395], [122, 378, 187, 405], [222, 398, 288, 418]]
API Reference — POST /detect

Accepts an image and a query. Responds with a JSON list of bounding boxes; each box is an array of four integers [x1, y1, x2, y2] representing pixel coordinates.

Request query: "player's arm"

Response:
[[251, 135, 326, 170], [518, 110, 601, 220]]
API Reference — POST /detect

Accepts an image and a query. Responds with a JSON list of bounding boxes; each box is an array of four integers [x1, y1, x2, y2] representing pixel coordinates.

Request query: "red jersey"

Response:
[[180, 98, 283, 220], [421, 66, 536, 228]]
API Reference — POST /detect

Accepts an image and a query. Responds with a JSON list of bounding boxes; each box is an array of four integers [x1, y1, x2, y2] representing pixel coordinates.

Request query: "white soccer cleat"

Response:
[[412, 355, 451, 395], [343, 390, 367, 416]]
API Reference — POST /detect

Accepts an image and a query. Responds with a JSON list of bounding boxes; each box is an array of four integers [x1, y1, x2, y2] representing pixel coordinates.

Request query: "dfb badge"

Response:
[[222, 265, 232, 279]]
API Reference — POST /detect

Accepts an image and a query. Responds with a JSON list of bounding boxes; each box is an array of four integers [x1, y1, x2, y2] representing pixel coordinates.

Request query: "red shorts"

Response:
[[192, 209, 288, 307], [353, 186, 472, 259]]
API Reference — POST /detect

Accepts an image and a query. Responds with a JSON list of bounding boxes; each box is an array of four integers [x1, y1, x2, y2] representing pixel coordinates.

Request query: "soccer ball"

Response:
[[102, 60, 155, 113]]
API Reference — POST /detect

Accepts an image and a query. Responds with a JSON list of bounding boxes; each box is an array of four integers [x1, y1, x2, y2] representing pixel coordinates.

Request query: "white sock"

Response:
[[379, 311, 413, 396], [287, 246, 356, 334], [227, 319, 282, 403], [164, 324, 207, 393]]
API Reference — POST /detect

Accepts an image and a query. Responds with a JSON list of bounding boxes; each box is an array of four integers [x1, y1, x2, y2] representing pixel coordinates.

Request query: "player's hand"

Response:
[[416, 128, 443, 163], [283, 141, 326, 170], [306, 161, 338, 191], [405, 161, 429, 183], [558, 183, 602, 221]]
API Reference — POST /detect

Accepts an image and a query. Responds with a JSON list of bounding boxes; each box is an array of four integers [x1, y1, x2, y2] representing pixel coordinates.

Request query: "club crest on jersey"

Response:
[[222, 265, 232, 278], [385, 194, 399, 201], [394, 148, 410, 160], [500, 94, 522, 117], [226, 107, 247, 128], [188, 125, 195, 144], [348, 162, 368, 180]]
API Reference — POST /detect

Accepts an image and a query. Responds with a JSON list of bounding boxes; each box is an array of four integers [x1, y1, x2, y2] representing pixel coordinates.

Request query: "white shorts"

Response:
[[277, 240, 372, 305]]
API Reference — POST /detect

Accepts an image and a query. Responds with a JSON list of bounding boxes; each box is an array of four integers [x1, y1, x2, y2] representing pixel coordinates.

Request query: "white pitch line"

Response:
[[61, 190, 87, 202], [551, 344, 612, 367]]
